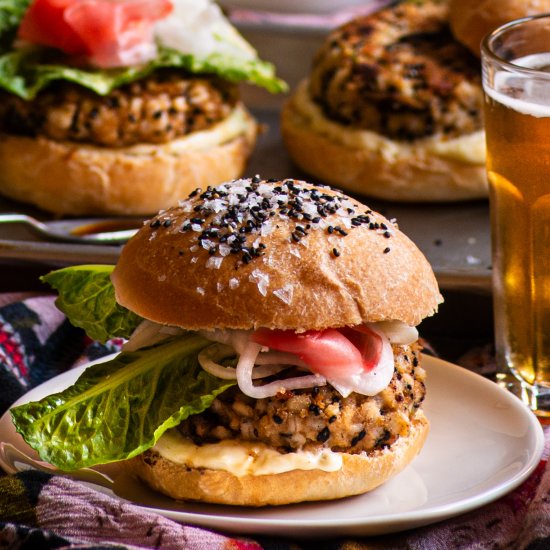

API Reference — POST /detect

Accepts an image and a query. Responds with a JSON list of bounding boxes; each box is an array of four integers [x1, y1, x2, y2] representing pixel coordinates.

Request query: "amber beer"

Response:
[[484, 55, 550, 408]]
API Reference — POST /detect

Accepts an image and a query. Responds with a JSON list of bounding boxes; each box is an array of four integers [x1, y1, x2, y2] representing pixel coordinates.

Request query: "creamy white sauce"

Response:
[[155, 0, 257, 61], [292, 80, 486, 165], [154, 429, 343, 476]]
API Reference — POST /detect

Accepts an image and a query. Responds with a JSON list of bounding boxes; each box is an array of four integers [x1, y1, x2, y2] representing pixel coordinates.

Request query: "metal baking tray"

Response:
[[0, 109, 492, 292]]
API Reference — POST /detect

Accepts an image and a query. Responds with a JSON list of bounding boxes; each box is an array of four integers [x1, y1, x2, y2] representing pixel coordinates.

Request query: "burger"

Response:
[[11, 177, 442, 506], [0, 0, 284, 216], [281, 0, 488, 202], [449, 0, 550, 57]]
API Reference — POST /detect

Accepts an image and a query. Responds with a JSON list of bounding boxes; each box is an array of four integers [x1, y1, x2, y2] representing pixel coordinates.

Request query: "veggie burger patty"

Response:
[[0, 70, 238, 147]]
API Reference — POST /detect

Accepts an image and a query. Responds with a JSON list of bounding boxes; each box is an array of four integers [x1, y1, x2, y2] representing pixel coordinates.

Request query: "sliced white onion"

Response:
[[198, 343, 291, 380], [236, 341, 326, 399], [371, 321, 418, 346], [198, 329, 251, 354], [123, 320, 170, 351]]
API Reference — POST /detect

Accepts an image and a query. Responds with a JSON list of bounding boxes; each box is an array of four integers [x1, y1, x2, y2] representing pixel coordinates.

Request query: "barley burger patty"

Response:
[[0, 70, 238, 147], [175, 343, 425, 454]]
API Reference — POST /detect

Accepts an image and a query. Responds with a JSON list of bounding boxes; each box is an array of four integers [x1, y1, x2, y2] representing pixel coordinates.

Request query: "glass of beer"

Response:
[[482, 15, 550, 416]]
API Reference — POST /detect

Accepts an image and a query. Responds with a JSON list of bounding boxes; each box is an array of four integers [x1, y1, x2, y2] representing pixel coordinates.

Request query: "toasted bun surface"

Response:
[[449, 0, 550, 56], [0, 104, 257, 216], [282, 85, 488, 202], [129, 411, 429, 506], [112, 178, 442, 330]]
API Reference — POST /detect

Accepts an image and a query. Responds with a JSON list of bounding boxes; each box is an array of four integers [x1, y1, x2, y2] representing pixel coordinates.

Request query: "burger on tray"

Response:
[[11, 177, 442, 506], [0, 0, 284, 215], [282, 0, 487, 202]]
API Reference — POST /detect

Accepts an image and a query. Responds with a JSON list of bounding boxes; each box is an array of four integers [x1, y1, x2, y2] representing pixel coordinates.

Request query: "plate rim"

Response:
[[0, 354, 545, 537]]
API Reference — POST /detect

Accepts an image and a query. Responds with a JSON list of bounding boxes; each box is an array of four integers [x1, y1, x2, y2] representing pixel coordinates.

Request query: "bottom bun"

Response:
[[129, 411, 429, 506], [281, 82, 488, 202], [0, 104, 257, 216]]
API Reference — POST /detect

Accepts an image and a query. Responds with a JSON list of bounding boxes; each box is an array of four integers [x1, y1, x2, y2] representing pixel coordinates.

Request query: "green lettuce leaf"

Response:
[[0, 0, 30, 50], [41, 265, 142, 343], [0, 44, 286, 100], [11, 334, 234, 470]]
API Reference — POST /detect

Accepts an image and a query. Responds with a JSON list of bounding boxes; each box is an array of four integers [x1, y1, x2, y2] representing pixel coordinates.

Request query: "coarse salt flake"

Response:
[[229, 278, 240, 289], [249, 269, 269, 296], [273, 285, 293, 305], [206, 256, 223, 269]]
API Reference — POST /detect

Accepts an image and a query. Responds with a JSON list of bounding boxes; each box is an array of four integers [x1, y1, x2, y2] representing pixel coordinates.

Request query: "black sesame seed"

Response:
[[309, 404, 321, 416], [327, 226, 334, 234], [317, 427, 330, 443], [328, 415, 337, 424], [383, 231, 391, 238], [332, 248, 341, 257], [351, 429, 366, 446], [273, 414, 283, 425], [150, 219, 161, 228], [383, 247, 391, 254]]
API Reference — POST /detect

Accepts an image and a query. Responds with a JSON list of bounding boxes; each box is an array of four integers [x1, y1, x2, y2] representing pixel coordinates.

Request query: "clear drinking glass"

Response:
[[482, 14, 550, 416]]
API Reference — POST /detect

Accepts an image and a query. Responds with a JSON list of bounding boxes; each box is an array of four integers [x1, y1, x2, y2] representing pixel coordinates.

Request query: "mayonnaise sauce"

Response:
[[154, 429, 343, 477]]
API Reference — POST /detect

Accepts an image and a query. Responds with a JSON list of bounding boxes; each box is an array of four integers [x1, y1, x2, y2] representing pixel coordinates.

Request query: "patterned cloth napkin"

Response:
[[1, 293, 549, 550]]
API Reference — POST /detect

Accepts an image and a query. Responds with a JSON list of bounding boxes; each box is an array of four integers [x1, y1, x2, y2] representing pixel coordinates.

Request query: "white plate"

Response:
[[0, 355, 544, 538]]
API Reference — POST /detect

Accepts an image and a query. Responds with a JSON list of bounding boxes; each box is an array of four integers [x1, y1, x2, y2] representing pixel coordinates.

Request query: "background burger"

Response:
[[11, 177, 442, 506], [0, 0, 284, 216], [281, 0, 487, 202]]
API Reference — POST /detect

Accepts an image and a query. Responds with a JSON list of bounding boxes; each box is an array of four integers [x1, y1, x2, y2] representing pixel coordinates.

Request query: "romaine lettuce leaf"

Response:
[[0, 44, 286, 100], [11, 334, 234, 470], [0, 0, 30, 50], [41, 265, 142, 343]]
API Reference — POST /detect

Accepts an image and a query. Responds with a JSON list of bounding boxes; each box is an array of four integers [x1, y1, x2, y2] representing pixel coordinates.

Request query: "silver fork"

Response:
[[0, 213, 145, 245]]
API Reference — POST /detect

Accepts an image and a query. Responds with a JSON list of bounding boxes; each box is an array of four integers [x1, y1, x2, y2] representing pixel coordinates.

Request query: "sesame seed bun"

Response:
[[0, 103, 257, 216], [111, 178, 442, 331], [128, 411, 429, 506]]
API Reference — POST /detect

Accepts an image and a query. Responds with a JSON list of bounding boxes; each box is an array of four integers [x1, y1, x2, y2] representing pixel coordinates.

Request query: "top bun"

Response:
[[112, 178, 442, 330], [449, 0, 550, 56]]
